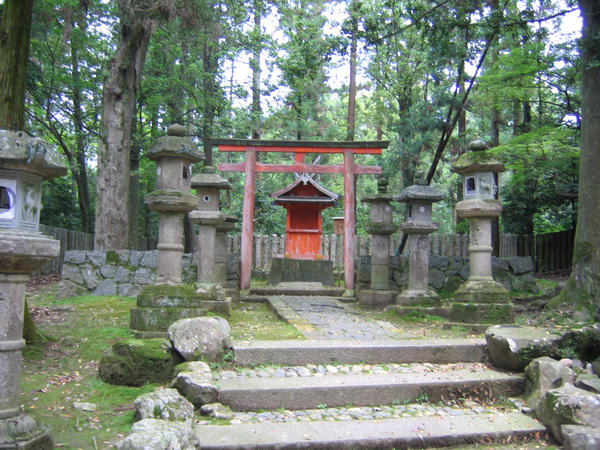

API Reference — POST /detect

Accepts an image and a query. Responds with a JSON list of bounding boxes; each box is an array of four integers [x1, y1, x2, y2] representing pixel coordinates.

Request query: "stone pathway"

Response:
[[268, 295, 401, 340]]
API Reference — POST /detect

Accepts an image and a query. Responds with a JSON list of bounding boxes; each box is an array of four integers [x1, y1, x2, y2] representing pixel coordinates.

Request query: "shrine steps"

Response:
[[247, 283, 346, 298], [194, 339, 550, 449], [216, 365, 523, 411], [197, 412, 546, 449], [232, 338, 487, 366]]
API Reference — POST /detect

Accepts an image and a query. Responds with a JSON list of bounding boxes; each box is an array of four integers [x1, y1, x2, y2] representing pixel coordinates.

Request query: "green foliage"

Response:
[[492, 127, 579, 234]]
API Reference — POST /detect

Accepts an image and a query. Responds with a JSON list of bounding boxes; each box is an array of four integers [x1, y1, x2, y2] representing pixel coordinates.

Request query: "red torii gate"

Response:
[[213, 139, 389, 290]]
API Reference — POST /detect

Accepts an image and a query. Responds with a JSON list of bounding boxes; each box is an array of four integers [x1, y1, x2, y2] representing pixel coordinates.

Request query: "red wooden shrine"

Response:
[[213, 139, 389, 289], [271, 175, 338, 260]]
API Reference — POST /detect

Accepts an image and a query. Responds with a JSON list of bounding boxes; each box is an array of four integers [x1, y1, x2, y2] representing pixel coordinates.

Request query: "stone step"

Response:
[[196, 411, 546, 449], [217, 367, 523, 411], [233, 338, 486, 366], [249, 283, 346, 297]]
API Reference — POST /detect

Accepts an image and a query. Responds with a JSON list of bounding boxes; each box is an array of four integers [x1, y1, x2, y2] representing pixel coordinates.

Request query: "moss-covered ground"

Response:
[[21, 277, 302, 449]]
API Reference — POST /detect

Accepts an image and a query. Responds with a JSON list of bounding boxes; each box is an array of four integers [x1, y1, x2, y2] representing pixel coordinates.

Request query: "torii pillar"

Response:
[[214, 139, 388, 290]]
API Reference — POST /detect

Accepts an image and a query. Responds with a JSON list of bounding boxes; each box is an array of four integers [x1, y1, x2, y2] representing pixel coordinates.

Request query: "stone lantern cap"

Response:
[[394, 172, 445, 203], [362, 176, 395, 203], [191, 166, 232, 190], [0, 130, 67, 179], [451, 139, 505, 175], [147, 124, 205, 163]]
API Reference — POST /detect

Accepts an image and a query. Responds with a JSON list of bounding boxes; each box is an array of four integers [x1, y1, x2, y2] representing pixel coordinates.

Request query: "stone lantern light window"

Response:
[[0, 170, 42, 230], [464, 172, 496, 200], [0, 179, 16, 219]]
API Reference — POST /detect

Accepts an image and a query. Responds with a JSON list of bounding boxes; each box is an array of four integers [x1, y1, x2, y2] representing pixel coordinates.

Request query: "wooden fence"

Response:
[[38, 225, 95, 274], [516, 229, 575, 273], [226, 233, 523, 272], [36, 226, 575, 275]]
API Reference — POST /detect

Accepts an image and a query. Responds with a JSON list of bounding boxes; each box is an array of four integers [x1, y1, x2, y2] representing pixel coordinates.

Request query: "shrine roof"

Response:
[[271, 175, 339, 204], [213, 138, 388, 154]]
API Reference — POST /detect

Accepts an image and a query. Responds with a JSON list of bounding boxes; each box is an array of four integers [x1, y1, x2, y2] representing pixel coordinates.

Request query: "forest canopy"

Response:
[[4, 0, 582, 242]]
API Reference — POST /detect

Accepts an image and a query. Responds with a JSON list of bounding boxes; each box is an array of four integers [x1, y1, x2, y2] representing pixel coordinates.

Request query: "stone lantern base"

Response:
[[0, 414, 53, 450], [130, 283, 230, 338], [395, 288, 441, 307], [450, 279, 513, 324], [358, 289, 396, 308]]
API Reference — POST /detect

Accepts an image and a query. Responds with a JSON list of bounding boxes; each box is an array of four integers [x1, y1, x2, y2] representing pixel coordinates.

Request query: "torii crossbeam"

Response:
[[214, 139, 389, 290]]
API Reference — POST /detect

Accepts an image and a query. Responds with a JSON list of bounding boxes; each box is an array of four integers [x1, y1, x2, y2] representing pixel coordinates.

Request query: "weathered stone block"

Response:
[[561, 425, 600, 450], [524, 356, 576, 409], [487, 325, 563, 371], [168, 316, 231, 362], [509, 256, 534, 274], [268, 258, 334, 286], [63, 250, 86, 264], [449, 302, 513, 324], [130, 307, 208, 332], [428, 268, 445, 290], [135, 388, 194, 422], [537, 384, 600, 442], [92, 279, 117, 296], [115, 418, 195, 450], [98, 338, 177, 386], [171, 361, 217, 407]]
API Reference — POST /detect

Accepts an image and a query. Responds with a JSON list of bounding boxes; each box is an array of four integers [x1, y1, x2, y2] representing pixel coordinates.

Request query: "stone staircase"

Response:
[[195, 339, 549, 449]]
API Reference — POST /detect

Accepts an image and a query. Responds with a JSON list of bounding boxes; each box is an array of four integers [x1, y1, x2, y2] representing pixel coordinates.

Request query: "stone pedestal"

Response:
[[358, 179, 397, 308], [394, 176, 444, 307], [0, 130, 67, 449], [217, 216, 239, 297], [131, 125, 207, 337], [189, 167, 236, 308], [450, 140, 512, 325]]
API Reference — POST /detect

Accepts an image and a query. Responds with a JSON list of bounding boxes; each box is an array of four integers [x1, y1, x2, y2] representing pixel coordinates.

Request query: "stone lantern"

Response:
[[189, 166, 231, 284], [0, 130, 67, 449], [144, 124, 203, 283], [394, 172, 444, 306], [358, 177, 397, 308], [450, 139, 512, 324]]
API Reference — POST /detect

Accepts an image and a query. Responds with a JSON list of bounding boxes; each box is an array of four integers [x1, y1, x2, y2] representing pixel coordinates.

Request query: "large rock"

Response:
[[171, 361, 218, 407], [135, 388, 194, 422], [486, 325, 562, 371], [561, 425, 600, 450], [115, 418, 196, 450], [99, 338, 177, 386], [524, 356, 575, 410], [168, 316, 231, 362], [537, 383, 600, 442], [508, 256, 534, 274]]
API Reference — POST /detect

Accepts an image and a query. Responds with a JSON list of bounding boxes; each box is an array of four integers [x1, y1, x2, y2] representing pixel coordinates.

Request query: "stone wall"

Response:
[[57, 250, 240, 299], [57, 250, 536, 299], [356, 255, 538, 294]]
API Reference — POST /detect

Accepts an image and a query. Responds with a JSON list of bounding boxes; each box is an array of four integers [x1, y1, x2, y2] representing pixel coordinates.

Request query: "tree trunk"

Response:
[[95, 6, 156, 250], [560, 0, 600, 319], [0, 0, 33, 130], [251, 0, 262, 140], [70, 4, 93, 234], [346, 1, 358, 141]]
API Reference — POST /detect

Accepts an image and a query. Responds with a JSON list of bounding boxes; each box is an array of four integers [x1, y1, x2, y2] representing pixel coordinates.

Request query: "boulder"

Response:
[[537, 383, 600, 442], [486, 325, 562, 371], [168, 316, 231, 362], [114, 418, 196, 450], [200, 402, 234, 420], [134, 388, 194, 422], [576, 374, 600, 394], [508, 256, 534, 274], [561, 425, 600, 450], [524, 356, 575, 410], [171, 361, 218, 407], [99, 338, 177, 386]]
